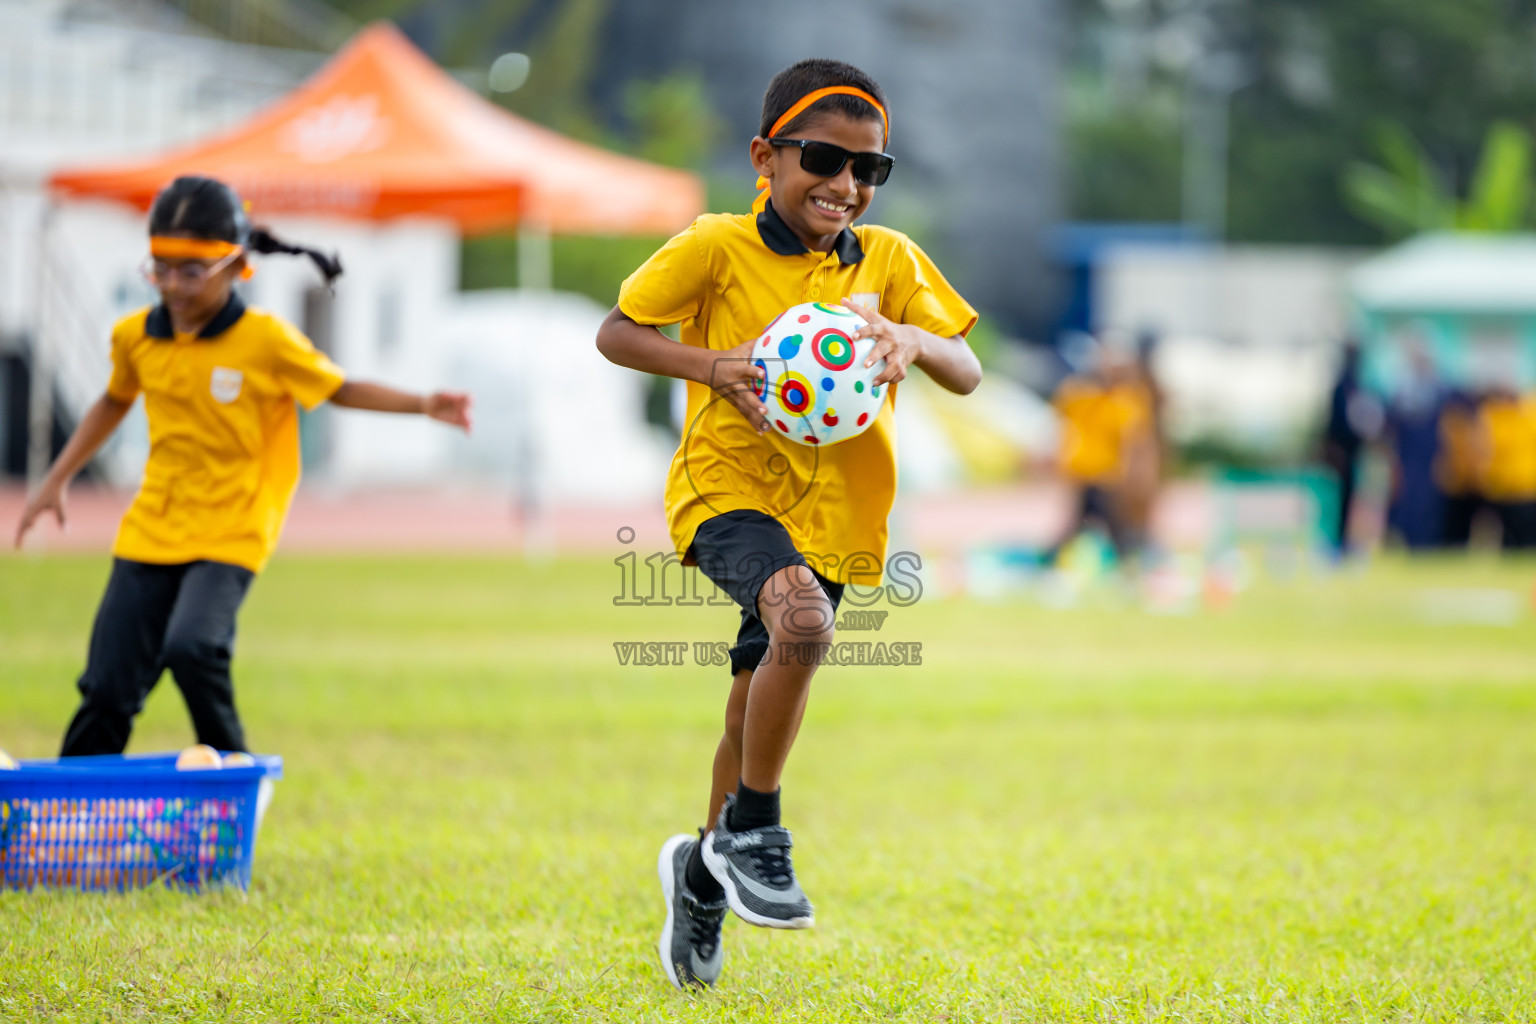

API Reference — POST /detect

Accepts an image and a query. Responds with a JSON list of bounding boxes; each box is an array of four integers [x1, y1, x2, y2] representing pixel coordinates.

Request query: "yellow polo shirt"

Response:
[[618, 201, 977, 585], [105, 295, 345, 573], [1054, 376, 1145, 484], [1480, 394, 1536, 502]]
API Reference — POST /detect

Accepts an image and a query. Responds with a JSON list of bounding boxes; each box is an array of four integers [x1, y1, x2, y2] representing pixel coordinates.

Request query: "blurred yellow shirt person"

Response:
[[106, 300, 344, 574], [1054, 374, 1145, 484], [1478, 392, 1536, 502], [1473, 389, 1536, 550], [14, 175, 472, 760]]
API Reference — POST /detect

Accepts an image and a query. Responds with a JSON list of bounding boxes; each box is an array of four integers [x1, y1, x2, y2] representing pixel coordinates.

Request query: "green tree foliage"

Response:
[[1066, 103, 1182, 223], [1342, 121, 1533, 238], [1069, 0, 1536, 243], [623, 72, 723, 171]]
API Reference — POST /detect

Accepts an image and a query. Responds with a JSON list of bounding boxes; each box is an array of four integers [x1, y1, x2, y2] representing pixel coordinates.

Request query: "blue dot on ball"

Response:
[[821, 377, 834, 391], [778, 335, 802, 359]]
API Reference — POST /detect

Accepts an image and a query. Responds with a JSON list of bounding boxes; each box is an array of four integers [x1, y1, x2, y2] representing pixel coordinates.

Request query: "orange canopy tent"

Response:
[[48, 22, 703, 236]]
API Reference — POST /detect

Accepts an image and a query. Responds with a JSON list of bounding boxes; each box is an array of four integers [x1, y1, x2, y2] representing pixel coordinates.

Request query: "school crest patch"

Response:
[[210, 366, 243, 404]]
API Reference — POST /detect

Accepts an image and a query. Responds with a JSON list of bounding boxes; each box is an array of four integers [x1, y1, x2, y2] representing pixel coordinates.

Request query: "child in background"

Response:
[[596, 59, 980, 989], [1050, 348, 1146, 563], [1477, 386, 1536, 549], [14, 175, 472, 758]]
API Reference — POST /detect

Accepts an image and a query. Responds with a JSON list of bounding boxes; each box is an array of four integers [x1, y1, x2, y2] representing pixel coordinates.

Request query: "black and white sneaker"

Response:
[[701, 796, 815, 929], [657, 834, 727, 989]]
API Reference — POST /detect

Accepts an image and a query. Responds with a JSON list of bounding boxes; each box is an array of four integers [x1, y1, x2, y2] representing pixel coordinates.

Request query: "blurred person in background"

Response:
[[1434, 388, 1489, 548], [1476, 385, 1536, 550], [1320, 339, 1381, 557], [1049, 338, 1146, 564], [1113, 328, 1165, 557], [1382, 340, 1448, 550]]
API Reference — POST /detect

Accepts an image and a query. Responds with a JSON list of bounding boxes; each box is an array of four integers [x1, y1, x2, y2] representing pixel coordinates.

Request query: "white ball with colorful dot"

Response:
[[752, 301, 889, 447]]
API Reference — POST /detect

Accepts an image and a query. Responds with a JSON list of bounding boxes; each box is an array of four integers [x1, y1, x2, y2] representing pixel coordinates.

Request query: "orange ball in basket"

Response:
[[175, 744, 222, 770]]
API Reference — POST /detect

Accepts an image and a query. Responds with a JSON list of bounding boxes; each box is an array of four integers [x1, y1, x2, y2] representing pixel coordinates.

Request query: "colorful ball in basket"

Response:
[[751, 301, 889, 447], [175, 744, 222, 770]]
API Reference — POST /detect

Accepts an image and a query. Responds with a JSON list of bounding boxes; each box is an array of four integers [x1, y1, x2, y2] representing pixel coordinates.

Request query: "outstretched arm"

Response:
[[328, 381, 473, 433], [14, 392, 132, 547]]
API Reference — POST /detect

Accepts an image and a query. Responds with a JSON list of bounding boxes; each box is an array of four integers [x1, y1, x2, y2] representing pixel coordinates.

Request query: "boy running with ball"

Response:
[[596, 59, 981, 989]]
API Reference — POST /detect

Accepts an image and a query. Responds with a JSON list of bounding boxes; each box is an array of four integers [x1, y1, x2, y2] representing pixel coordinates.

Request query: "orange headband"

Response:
[[150, 237, 242, 260], [149, 236, 254, 279], [768, 86, 889, 146], [754, 86, 890, 214]]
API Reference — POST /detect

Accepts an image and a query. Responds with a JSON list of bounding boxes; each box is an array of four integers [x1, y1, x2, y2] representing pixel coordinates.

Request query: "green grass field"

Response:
[[2, 552, 1535, 1022]]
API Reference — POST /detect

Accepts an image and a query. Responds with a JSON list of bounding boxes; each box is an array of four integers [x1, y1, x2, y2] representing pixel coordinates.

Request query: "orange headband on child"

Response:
[[754, 86, 890, 214], [149, 236, 255, 279], [150, 237, 241, 260]]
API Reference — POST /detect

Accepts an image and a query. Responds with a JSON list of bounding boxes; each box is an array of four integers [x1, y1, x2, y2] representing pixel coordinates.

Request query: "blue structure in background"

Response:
[[1047, 223, 1205, 345]]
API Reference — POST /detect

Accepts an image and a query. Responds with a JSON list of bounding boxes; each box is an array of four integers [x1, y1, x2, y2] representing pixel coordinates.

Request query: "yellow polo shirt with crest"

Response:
[[105, 295, 345, 573], [618, 200, 977, 585]]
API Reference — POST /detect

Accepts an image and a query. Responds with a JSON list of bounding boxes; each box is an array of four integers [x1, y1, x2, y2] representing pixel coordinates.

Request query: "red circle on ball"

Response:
[[798, 314, 811, 323], [823, 412, 838, 426], [775, 419, 788, 432], [805, 435, 819, 444], [857, 412, 868, 426]]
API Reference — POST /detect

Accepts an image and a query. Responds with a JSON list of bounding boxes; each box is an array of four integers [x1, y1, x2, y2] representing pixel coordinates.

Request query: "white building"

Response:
[[1, 0, 677, 505]]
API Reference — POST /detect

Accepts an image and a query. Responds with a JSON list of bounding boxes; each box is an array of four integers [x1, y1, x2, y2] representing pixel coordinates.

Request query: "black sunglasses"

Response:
[[768, 138, 895, 187]]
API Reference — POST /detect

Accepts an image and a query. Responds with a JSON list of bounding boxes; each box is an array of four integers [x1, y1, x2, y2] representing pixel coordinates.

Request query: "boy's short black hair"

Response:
[[759, 59, 888, 142]]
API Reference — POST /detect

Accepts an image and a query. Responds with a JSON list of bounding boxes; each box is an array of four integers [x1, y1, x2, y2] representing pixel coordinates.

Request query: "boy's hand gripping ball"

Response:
[[751, 301, 889, 447]]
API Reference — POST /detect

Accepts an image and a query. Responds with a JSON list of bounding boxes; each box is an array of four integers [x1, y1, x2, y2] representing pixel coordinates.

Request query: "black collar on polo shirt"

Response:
[[145, 292, 248, 341], [756, 199, 865, 264]]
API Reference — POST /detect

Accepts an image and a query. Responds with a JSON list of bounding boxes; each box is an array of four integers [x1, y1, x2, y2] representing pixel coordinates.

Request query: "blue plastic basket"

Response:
[[0, 752, 282, 892]]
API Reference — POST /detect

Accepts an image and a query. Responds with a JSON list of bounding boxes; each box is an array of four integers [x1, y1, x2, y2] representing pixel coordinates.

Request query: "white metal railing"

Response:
[[157, 0, 358, 53], [0, 5, 324, 155], [27, 208, 135, 486]]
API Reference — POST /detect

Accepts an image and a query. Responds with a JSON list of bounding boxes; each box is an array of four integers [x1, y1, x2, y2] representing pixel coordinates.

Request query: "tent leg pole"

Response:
[[517, 220, 551, 292], [27, 203, 57, 490]]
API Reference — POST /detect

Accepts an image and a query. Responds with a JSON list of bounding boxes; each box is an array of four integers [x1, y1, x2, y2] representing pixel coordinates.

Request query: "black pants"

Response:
[[1440, 493, 1486, 548], [1497, 501, 1536, 550], [1325, 451, 1360, 552], [1052, 485, 1130, 562], [60, 558, 255, 757]]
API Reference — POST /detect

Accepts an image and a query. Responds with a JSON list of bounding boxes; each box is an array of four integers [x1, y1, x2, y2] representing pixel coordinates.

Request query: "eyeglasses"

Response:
[[768, 138, 895, 187], [140, 249, 243, 288]]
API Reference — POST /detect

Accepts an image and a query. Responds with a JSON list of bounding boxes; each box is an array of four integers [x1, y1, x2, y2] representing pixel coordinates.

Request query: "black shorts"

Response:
[[687, 510, 844, 675]]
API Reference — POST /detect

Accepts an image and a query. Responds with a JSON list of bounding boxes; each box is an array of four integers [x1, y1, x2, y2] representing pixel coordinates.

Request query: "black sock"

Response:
[[686, 829, 724, 900], [727, 779, 780, 831]]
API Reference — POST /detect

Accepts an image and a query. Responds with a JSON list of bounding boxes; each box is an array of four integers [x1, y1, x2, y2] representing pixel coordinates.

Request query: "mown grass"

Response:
[[2, 552, 1534, 1022]]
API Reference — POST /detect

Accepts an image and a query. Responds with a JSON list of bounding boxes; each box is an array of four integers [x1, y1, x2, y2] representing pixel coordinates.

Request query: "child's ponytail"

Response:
[[248, 227, 344, 286], [147, 176, 344, 287]]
